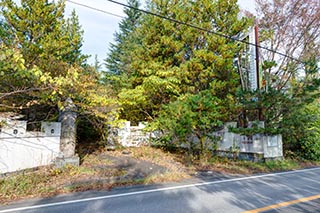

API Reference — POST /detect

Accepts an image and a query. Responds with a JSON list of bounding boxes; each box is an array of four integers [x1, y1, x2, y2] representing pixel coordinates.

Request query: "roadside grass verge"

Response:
[[0, 146, 189, 204], [191, 156, 320, 175], [0, 146, 319, 204]]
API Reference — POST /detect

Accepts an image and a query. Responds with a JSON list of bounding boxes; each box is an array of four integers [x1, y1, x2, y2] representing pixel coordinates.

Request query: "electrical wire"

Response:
[[67, 0, 125, 19], [106, 0, 303, 63], [67, 0, 303, 64]]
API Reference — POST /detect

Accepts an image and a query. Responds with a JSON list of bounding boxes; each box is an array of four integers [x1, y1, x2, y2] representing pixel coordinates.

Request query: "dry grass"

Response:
[[102, 146, 191, 184], [108, 146, 190, 173], [1, 146, 319, 204], [191, 156, 320, 175], [0, 146, 189, 204], [0, 164, 124, 204]]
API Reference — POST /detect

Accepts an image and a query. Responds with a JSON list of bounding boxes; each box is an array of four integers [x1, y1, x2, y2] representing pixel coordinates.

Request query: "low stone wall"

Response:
[[115, 121, 150, 147], [0, 120, 61, 174], [215, 150, 264, 162], [110, 120, 283, 160]]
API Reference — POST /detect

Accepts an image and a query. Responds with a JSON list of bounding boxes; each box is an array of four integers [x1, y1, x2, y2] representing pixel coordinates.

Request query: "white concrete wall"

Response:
[[113, 120, 283, 159], [117, 121, 149, 147], [215, 122, 282, 158], [233, 134, 264, 153], [263, 135, 283, 158], [217, 132, 282, 158], [0, 121, 61, 174], [217, 122, 237, 150]]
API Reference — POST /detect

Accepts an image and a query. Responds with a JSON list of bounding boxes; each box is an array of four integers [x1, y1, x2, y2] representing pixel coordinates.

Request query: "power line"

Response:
[[68, 0, 303, 64], [107, 0, 304, 63], [66, 0, 125, 19]]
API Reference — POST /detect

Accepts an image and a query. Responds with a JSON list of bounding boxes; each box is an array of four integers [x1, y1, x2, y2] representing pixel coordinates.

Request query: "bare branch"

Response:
[[0, 87, 50, 100]]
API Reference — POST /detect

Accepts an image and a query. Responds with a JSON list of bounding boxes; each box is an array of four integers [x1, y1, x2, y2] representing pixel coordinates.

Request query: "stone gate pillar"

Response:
[[56, 97, 79, 167]]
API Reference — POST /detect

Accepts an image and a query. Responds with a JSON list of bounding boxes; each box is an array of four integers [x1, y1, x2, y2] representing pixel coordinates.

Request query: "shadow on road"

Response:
[[6, 167, 319, 213]]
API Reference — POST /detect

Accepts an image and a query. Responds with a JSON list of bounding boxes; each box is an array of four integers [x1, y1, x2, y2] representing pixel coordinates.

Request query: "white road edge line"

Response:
[[1, 167, 320, 213]]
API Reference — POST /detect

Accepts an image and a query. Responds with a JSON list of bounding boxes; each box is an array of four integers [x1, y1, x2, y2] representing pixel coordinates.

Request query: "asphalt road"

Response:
[[1, 167, 320, 213], [262, 198, 320, 213]]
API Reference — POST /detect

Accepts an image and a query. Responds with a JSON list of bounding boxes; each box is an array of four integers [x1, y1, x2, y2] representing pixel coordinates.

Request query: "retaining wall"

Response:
[[0, 120, 61, 174]]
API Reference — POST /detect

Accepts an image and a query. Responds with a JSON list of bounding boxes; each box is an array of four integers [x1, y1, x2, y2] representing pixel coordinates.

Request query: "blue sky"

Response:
[[64, 0, 256, 65]]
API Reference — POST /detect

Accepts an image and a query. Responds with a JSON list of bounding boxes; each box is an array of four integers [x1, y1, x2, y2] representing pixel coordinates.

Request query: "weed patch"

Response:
[[0, 146, 318, 204]]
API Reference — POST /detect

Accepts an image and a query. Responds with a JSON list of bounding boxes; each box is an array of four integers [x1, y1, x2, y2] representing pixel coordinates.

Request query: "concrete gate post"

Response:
[[56, 98, 79, 167]]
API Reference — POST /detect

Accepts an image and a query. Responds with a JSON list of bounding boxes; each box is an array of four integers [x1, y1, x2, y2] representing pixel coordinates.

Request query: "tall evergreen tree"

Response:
[[0, 0, 117, 144], [111, 0, 252, 157], [0, 0, 91, 115], [104, 0, 142, 75], [118, 0, 251, 122], [63, 10, 87, 66], [1, 0, 87, 77]]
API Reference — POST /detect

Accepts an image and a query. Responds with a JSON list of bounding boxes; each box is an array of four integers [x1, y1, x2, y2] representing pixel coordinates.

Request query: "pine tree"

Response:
[[104, 0, 142, 75], [118, 0, 252, 122], [1, 0, 87, 77], [0, 0, 117, 143], [0, 0, 90, 114], [63, 10, 88, 66], [113, 0, 252, 157]]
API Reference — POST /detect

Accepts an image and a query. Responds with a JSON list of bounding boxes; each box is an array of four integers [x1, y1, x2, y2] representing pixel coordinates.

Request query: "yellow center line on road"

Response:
[[243, 194, 320, 213]]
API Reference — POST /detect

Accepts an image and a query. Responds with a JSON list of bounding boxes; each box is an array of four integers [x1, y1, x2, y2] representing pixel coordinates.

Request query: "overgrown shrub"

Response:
[[282, 101, 320, 161]]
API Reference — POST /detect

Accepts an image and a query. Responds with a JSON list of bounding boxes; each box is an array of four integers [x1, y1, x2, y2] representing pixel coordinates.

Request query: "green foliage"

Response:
[[249, 0, 320, 159], [63, 10, 88, 66], [0, 19, 12, 45], [281, 100, 320, 161], [236, 57, 320, 159], [104, 0, 142, 75], [0, 172, 51, 198], [1, 0, 87, 77], [0, 0, 86, 108], [0, 44, 46, 109], [116, 0, 251, 123], [151, 90, 226, 158], [0, 0, 117, 143], [104, 0, 253, 159], [264, 160, 300, 171], [73, 72, 121, 142]]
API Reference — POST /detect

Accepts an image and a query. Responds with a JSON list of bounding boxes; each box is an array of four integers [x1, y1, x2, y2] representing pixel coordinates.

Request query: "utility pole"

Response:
[[255, 25, 260, 90], [254, 25, 263, 121]]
